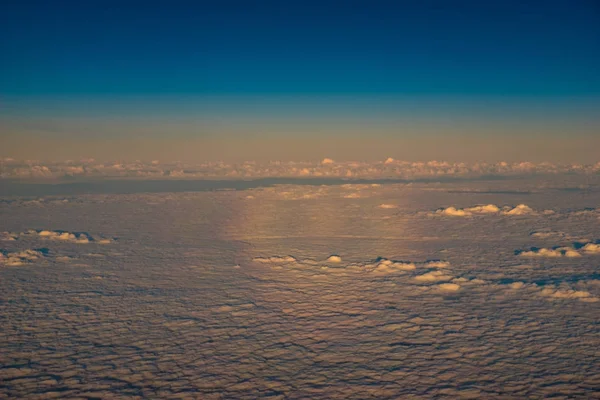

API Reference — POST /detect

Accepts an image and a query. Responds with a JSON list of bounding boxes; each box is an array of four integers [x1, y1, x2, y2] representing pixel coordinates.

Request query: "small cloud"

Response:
[[582, 243, 600, 254], [414, 270, 453, 282], [433, 204, 537, 217], [565, 249, 583, 257], [436, 206, 471, 217], [518, 242, 600, 258], [369, 259, 416, 274], [437, 283, 461, 291], [467, 204, 500, 214], [321, 158, 334, 165], [540, 287, 598, 302], [361, 258, 451, 275], [519, 247, 580, 258], [502, 204, 535, 215], [468, 278, 487, 285], [378, 204, 397, 209], [252, 256, 297, 263], [0, 249, 47, 267], [425, 260, 451, 269]]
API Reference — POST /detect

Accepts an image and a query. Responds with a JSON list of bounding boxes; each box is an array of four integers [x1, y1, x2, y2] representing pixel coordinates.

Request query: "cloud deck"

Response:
[[1, 174, 599, 398]]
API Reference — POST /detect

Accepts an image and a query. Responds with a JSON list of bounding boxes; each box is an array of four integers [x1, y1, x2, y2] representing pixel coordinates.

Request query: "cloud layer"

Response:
[[2, 158, 600, 180], [1, 174, 599, 398]]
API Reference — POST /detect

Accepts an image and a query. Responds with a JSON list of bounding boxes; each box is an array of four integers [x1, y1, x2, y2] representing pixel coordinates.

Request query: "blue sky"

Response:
[[2, 0, 599, 96], [1, 0, 599, 161]]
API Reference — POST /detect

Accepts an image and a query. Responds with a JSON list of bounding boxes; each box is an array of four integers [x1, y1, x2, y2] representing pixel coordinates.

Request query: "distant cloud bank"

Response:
[[1, 158, 599, 180]]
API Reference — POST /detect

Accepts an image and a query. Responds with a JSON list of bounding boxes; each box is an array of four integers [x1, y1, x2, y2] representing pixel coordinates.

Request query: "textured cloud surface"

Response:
[[1, 173, 599, 398]]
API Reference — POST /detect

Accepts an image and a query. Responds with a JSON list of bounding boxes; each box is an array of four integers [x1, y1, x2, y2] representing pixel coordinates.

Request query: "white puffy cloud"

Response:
[[414, 270, 453, 282], [425, 261, 451, 269], [37, 230, 92, 243], [367, 259, 417, 274], [519, 247, 581, 258], [582, 243, 600, 254], [472, 279, 599, 303], [434, 204, 536, 217], [0, 249, 46, 267], [437, 283, 461, 291], [467, 204, 501, 214], [16, 230, 114, 244], [539, 287, 598, 302], [361, 258, 453, 275], [436, 206, 471, 217], [518, 241, 600, 258], [502, 204, 534, 215]]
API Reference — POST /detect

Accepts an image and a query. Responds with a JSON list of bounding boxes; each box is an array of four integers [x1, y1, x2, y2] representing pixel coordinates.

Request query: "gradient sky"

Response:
[[1, 0, 599, 162]]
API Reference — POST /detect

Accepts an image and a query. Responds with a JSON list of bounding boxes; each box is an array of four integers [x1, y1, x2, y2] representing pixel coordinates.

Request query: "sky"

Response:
[[1, 0, 599, 162]]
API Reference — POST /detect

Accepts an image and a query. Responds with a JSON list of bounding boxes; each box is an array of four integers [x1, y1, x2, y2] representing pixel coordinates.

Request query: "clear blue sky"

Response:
[[1, 0, 599, 161], [2, 0, 599, 95]]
